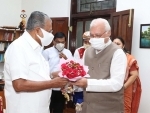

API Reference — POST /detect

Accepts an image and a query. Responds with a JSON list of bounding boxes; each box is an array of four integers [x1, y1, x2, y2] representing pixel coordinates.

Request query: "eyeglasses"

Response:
[[50, 30, 53, 33], [90, 31, 107, 38]]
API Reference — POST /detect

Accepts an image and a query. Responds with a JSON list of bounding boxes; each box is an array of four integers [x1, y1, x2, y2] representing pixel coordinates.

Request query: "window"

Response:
[[77, 0, 116, 12], [69, 0, 116, 53]]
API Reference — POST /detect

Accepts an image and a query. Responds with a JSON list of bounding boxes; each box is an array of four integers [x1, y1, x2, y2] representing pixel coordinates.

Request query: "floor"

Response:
[[63, 101, 76, 113], [63, 108, 75, 113]]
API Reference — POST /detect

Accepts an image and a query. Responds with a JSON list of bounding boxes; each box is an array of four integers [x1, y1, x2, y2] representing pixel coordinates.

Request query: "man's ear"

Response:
[[123, 45, 125, 49], [106, 30, 111, 36], [53, 40, 55, 45], [104, 37, 109, 43]]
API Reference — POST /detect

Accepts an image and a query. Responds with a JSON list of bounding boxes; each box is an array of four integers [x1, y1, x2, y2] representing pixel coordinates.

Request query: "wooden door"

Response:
[[110, 9, 134, 53], [44, 17, 69, 49]]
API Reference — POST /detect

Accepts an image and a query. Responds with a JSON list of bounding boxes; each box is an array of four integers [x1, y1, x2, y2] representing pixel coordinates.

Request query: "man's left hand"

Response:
[[59, 53, 67, 60], [71, 78, 87, 88]]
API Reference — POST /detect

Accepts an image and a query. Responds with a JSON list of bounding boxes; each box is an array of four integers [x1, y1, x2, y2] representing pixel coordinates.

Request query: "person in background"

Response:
[[43, 32, 73, 113], [113, 37, 142, 113], [4, 11, 68, 113], [74, 31, 90, 61], [73, 31, 90, 113], [72, 18, 127, 113]]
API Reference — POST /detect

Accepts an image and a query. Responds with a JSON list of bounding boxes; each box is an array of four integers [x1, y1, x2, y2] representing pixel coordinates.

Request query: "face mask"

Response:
[[83, 43, 90, 49], [55, 43, 65, 52], [89, 38, 106, 50], [37, 28, 54, 46]]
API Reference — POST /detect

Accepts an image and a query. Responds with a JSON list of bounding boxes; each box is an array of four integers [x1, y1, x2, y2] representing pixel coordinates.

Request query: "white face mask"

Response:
[[89, 38, 106, 50], [37, 28, 54, 46], [55, 43, 65, 52]]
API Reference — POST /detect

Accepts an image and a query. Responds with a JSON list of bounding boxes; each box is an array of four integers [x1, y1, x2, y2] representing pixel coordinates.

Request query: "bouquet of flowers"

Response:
[[58, 59, 90, 101], [59, 59, 89, 81]]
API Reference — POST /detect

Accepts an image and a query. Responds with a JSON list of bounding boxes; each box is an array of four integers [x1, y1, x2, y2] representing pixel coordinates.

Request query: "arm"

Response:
[[13, 77, 68, 92], [86, 49, 127, 92], [6, 44, 68, 92], [60, 49, 73, 60], [124, 63, 138, 89]]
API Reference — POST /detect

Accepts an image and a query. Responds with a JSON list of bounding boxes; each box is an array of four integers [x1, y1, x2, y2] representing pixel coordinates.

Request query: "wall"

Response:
[[21, 0, 71, 21], [117, 0, 150, 113], [21, 0, 71, 47], [0, 0, 22, 26], [0, 0, 71, 70], [0, 0, 22, 72]]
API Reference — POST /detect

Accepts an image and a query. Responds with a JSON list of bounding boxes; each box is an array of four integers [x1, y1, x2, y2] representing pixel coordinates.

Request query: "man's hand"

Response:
[[51, 77, 69, 88], [51, 71, 60, 78], [59, 52, 67, 60], [71, 78, 87, 88]]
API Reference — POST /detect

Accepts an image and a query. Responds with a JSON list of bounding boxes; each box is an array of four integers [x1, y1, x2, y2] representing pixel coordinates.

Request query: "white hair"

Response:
[[90, 18, 111, 31]]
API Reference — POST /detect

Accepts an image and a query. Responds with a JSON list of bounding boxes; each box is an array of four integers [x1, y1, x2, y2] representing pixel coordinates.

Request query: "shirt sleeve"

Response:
[[129, 62, 137, 71], [86, 49, 127, 92], [5, 43, 29, 81]]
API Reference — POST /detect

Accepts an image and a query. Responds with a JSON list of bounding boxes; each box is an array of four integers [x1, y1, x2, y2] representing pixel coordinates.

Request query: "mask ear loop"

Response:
[[104, 37, 109, 43], [122, 45, 127, 53]]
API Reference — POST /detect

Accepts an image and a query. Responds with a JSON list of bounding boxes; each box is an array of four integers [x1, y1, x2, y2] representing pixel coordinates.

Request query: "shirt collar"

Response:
[[23, 30, 42, 53]]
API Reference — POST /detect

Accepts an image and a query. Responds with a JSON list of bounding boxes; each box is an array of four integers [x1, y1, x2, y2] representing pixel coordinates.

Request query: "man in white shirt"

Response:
[[72, 18, 127, 113], [42, 32, 72, 113], [73, 31, 90, 112], [4, 11, 68, 113]]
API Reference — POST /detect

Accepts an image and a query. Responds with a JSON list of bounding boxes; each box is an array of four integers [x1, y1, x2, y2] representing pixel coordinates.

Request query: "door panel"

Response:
[[111, 9, 134, 53], [44, 17, 68, 49], [85, 21, 91, 31], [76, 21, 83, 48], [52, 17, 68, 37]]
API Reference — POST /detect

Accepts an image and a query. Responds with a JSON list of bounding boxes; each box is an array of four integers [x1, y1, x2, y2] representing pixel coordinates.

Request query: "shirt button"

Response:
[[91, 67, 94, 70]]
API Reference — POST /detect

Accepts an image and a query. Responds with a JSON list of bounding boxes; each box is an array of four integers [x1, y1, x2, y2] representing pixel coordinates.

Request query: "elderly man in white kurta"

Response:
[[72, 18, 127, 113], [4, 11, 68, 113]]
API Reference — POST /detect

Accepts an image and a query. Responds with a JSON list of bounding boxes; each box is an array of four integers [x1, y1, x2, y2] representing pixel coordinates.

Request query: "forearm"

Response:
[[12, 78, 56, 92], [124, 74, 138, 89], [86, 78, 123, 92]]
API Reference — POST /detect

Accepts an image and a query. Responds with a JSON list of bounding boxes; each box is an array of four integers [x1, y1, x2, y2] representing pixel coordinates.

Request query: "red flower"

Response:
[[61, 60, 86, 80]]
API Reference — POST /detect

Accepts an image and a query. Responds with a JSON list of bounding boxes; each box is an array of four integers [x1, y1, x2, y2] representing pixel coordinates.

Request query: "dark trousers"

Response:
[[50, 90, 66, 113], [73, 91, 83, 104]]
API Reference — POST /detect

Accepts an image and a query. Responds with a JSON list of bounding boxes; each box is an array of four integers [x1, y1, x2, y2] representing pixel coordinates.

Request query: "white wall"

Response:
[[21, 0, 71, 47], [0, 0, 22, 71], [0, 0, 22, 26], [21, 0, 71, 20], [117, 0, 150, 113], [0, 0, 71, 70], [0, 0, 71, 27]]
